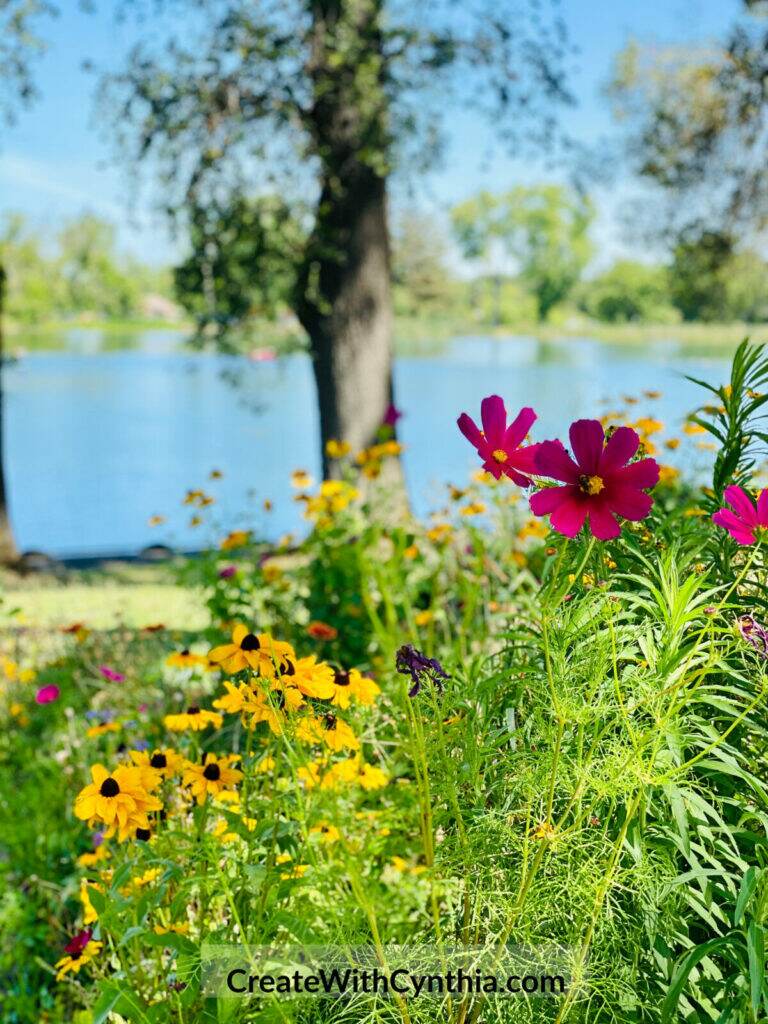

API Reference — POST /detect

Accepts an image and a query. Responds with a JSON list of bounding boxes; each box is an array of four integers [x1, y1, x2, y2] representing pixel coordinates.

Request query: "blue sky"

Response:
[[0, 0, 742, 267]]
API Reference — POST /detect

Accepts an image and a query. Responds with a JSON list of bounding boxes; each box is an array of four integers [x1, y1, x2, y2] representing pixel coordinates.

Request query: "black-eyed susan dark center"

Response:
[[150, 753, 167, 769], [135, 827, 151, 841], [323, 714, 337, 731], [186, 705, 200, 715], [240, 634, 261, 651], [203, 763, 221, 781], [99, 777, 120, 797], [334, 670, 350, 687]]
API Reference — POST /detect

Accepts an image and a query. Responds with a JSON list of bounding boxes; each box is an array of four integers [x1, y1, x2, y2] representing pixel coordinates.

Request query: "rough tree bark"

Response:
[[296, 0, 400, 483], [0, 265, 18, 564]]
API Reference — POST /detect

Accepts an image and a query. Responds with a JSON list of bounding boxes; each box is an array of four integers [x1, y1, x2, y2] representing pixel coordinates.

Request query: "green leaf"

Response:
[[747, 921, 765, 1017], [662, 938, 730, 1023], [734, 867, 759, 926]]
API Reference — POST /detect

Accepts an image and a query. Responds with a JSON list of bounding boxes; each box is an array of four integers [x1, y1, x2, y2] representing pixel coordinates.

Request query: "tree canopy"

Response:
[[452, 185, 594, 320], [607, 4, 768, 237]]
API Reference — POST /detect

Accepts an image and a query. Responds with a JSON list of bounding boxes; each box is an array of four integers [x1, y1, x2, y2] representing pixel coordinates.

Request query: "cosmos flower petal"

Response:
[[530, 485, 575, 516], [614, 458, 660, 490], [549, 496, 589, 538], [510, 443, 542, 475], [588, 504, 622, 540], [599, 426, 639, 474], [457, 412, 483, 450], [758, 488, 768, 526], [534, 440, 580, 483], [504, 406, 536, 450], [569, 420, 605, 474], [605, 485, 653, 521], [713, 508, 757, 545], [724, 485, 758, 525], [480, 395, 506, 444]]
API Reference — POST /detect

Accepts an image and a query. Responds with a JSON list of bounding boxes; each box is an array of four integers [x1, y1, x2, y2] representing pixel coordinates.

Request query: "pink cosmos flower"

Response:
[[35, 684, 60, 704], [712, 485, 768, 545], [457, 396, 540, 485], [530, 419, 659, 540], [218, 565, 237, 579], [99, 666, 125, 682]]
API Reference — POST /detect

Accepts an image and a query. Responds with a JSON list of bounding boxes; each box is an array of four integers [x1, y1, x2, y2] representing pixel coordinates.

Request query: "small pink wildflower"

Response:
[[99, 666, 125, 683]]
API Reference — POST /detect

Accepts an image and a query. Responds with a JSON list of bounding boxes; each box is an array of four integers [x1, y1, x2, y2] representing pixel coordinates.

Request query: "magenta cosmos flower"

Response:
[[35, 684, 60, 704], [457, 396, 539, 485], [712, 486, 768, 545], [530, 419, 659, 540]]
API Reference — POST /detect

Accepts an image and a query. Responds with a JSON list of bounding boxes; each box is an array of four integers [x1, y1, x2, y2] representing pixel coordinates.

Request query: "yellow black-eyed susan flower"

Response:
[[130, 747, 184, 780], [164, 706, 223, 732], [74, 764, 161, 840], [183, 753, 243, 804], [329, 668, 380, 709], [165, 649, 206, 670], [208, 625, 294, 678]]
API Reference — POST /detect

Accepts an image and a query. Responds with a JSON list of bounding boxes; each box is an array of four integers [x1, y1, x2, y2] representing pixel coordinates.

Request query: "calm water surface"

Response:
[[6, 331, 733, 557]]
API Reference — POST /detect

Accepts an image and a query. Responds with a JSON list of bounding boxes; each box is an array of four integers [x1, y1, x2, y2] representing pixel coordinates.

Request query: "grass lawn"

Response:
[[0, 560, 206, 630]]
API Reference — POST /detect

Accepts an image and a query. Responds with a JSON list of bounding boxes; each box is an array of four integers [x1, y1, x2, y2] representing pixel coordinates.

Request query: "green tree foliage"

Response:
[[391, 209, 456, 317], [452, 185, 594, 321], [668, 229, 768, 323], [173, 196, 306, 343], [1, 212, 172, 324], [607, 5, 768, 234], [578, 260, 677, 323], [0, 0, 55, 123], [104, 0, 572, 471]]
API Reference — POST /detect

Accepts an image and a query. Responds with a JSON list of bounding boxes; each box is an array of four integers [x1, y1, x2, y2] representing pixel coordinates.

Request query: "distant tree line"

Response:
[[1, 212, 173, 325]]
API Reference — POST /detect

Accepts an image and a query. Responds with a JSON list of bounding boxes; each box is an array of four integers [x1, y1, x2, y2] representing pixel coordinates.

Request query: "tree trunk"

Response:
[[296, 166, 395, 479], [296, 0, 401, 483], [0, 264, 18, 565]]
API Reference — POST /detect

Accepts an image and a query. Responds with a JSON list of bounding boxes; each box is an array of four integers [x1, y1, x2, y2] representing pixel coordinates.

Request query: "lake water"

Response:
[[6, 330, 733, 558]]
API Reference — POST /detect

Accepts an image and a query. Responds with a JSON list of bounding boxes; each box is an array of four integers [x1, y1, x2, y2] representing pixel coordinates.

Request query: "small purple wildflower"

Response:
[[395, 644, 450, 698], [132, 738, 150, 751], [383, 404, 402, 427], [219, 565, 237, 579], [738, 615, 768, 657], [99, 666, 125, 683], [92, 831, 104, 848]]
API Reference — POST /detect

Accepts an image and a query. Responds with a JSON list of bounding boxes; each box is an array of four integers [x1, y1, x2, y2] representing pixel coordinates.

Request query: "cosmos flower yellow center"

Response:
[[492, 449, 508, 463], [578, 474, 605, 496]]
